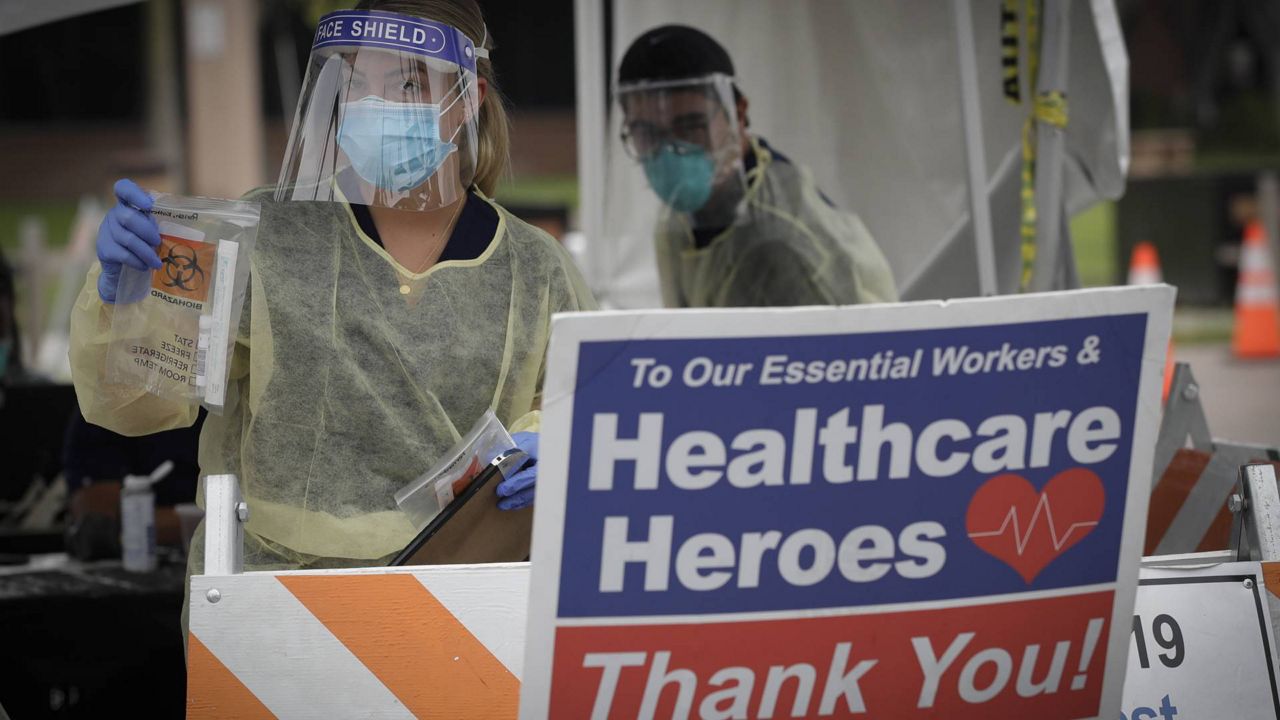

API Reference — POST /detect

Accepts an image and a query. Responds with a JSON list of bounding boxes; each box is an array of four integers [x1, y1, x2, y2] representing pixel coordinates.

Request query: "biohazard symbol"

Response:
[[151, 235, 214, 302], [161, 242, 205, 292]]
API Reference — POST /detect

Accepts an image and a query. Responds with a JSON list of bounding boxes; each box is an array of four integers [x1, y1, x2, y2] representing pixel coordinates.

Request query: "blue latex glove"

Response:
[[97, 179, 162, 303], [496, 431, 538, 510]]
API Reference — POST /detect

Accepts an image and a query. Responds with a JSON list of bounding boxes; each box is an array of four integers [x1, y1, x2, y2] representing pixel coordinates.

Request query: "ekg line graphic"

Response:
[[968, 493, 1099, 556]]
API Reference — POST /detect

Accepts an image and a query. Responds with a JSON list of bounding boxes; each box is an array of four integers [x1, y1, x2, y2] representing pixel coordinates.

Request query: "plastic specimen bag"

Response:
[[105, 193, 259, 412], [394, 409, 516, 530]]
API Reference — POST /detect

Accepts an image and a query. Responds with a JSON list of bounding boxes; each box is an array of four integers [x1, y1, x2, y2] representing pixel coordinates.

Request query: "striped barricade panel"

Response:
[[1148, 452, 1280, 556], [187, 563, 528, 719], [1147, 363, 1280, 555]]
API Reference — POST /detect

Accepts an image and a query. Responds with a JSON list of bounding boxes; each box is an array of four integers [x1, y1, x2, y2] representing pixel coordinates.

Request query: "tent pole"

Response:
[[953, 0, 999, 296], [573, 0, 609, 297], [1029, 0, 1073, 291]]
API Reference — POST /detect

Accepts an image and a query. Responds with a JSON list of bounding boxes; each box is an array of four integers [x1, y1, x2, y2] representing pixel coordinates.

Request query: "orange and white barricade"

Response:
[[1146, 366, 1280, 555], [186, 475, 526, 719]]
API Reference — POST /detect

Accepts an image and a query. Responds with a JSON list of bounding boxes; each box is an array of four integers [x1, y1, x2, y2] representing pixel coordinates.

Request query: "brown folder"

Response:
[[390, 450, 533, 566]]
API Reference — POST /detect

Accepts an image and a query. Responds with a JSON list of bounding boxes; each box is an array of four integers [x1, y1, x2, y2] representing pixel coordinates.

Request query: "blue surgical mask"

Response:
[[643, 141, 716, 214], [337, 95, 458, 193]]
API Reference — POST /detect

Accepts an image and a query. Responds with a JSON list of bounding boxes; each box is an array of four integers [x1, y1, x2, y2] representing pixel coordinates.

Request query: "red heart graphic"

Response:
[[966, 469, 1105, 583]]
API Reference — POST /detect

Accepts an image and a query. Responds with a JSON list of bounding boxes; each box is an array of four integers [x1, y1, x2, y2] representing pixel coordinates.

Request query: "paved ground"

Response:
[[1175, 342, 1280, 447]]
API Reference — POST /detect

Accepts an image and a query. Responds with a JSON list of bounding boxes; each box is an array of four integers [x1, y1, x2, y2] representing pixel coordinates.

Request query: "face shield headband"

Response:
[[312, 9, 482, 72]]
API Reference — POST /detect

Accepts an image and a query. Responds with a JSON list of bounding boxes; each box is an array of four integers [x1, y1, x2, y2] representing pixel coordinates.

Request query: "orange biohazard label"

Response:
[[152, 234, 215, 304]]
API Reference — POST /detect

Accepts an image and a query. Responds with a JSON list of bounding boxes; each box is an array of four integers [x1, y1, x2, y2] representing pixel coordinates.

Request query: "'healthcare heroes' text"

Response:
[[587, 402, 1119, 595]]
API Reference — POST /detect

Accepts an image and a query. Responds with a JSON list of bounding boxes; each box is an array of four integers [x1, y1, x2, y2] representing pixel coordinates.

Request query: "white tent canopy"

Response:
[[573, 0, 1128, 307]]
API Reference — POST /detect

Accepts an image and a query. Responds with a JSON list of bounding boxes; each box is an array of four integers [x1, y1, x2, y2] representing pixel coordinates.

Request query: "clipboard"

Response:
[[390, 448, 534, 566]]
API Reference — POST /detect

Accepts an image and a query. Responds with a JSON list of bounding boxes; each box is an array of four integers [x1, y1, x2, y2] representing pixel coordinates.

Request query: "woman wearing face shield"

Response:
[[69, 0, 595, 585], [617, 25, 898, 309]]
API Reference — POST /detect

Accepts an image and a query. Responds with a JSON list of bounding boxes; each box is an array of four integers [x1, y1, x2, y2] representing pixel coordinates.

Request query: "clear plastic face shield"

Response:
[[276, 10, 485, 211], [617, 74, 746, 229]]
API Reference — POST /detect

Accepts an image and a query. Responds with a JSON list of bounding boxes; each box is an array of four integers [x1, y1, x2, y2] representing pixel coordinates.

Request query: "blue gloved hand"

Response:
[[96, 179, 162, 303], [496, 431, 538, 511]]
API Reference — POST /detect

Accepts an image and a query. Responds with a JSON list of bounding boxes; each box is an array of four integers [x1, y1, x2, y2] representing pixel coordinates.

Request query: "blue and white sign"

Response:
[[521, 287, 1173, 720]]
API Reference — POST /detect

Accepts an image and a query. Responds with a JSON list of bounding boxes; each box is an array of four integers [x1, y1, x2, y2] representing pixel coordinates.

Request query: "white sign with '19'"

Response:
[[1121, 563, 1280, 720]]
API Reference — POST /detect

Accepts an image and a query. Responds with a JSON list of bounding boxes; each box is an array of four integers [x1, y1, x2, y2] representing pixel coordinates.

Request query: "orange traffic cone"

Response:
[[1129, 242, 1176, 401], [1128, 241, 1163, 285], [1232, 221, 1280, 359]]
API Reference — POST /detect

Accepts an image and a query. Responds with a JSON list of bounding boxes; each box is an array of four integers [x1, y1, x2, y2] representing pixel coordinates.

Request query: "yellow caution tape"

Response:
[[1001, 0, 1021, 103], [1007, 0, 1070, 291], [1019, 90, 1068, 290]]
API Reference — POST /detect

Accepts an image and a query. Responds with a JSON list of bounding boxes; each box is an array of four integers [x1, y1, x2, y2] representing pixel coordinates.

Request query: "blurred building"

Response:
[[1119, 0, 1280, 304], [0, 0, 577, 202]]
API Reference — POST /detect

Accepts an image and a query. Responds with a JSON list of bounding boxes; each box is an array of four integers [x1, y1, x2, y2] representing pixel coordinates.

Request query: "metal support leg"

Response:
[[204, 474, 246, 576], [1230, 464, 1280, 562]]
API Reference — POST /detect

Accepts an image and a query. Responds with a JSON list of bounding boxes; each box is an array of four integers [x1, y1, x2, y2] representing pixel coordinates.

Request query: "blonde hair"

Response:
[[355, 0, 511, 196]]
